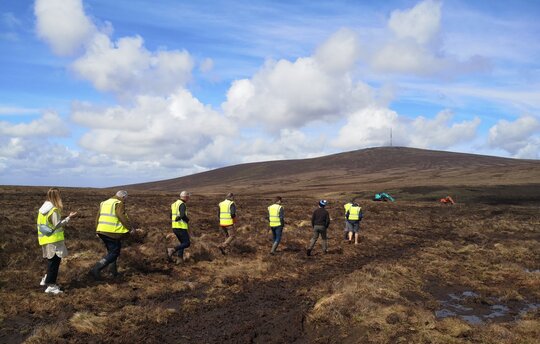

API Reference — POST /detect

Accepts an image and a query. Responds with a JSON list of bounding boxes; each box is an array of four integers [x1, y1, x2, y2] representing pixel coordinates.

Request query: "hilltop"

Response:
[[125, 147, 540, 196]]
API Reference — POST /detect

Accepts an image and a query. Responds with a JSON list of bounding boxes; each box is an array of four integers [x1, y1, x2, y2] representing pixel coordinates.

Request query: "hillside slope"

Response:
[[125, 147, 540, 195]]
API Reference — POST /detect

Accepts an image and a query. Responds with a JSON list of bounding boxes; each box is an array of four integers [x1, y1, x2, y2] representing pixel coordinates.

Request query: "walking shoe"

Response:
[[166, 248, 175, 261], [44, 285, 63, 294], [40, 274, 47, 286], [306, 249, 311, 256]]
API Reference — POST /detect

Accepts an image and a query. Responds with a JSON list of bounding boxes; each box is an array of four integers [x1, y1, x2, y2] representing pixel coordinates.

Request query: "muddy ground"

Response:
[[0, 185, 539, 343]]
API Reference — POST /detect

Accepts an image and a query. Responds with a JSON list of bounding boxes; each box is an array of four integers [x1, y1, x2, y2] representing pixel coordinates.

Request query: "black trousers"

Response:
[[45, 254, 61, 284]]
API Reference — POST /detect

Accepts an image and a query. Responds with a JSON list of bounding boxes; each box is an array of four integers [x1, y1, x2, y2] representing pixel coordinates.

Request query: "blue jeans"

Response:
[[271, 226, 283, 244], [173, 228, 191, 257], [98, 234, 122, 266]]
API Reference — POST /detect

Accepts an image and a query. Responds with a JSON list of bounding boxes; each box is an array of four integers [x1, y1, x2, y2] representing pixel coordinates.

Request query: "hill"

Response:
[[125, 147, 540, 195]]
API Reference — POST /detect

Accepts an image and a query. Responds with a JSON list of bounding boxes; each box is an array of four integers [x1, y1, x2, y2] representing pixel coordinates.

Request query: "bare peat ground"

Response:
[[0, 185, 539, 343]]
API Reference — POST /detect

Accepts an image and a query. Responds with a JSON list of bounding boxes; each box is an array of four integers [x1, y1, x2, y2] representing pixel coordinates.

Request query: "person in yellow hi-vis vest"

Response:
[[89, 190, 137, 280], [37, 188, 77, 294], [218, 192, 236, 255], [167, 191, 191, 262], [268, 196, 284, 255], [343, 199, 354, 240], [345, 202, 363, 244]]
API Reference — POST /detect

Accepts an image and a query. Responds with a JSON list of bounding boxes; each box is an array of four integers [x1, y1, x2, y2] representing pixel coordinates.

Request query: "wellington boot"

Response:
[[109, 261, 121, 278], [89, 259, 107, 281], [270, 242, 279, 255]]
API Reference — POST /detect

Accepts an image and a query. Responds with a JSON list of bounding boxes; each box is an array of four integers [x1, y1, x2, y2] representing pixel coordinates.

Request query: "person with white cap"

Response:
[[218, 192, 236, 254], [307, 199, 330, 256], [167, 191, 191, 262], [89, 190, 137, 280]]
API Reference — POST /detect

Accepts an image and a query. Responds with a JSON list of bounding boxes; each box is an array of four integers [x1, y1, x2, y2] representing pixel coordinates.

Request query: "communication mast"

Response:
[[390, 127, 393, 147]]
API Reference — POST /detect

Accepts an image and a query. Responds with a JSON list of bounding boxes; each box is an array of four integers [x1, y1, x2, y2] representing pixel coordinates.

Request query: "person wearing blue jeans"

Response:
[[90, 190, 136, 280], [172, 228, 190, 259], [167, 191, 191, 262], [268, 196, 284, 255], [97, 233, 122, 269]]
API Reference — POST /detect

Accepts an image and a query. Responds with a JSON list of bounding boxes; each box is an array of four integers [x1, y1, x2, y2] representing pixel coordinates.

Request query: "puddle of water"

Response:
[[485, 304, 509, 319], [461, 315, 482, 325], [518, 303, 540, 317], [524, 268, 540, 273], [435, 309, 456, 318], [434, 290, 539, 325]]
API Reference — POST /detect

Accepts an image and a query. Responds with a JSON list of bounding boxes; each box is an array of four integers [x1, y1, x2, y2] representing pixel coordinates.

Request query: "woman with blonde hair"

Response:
[[37, 188, 77, 294]]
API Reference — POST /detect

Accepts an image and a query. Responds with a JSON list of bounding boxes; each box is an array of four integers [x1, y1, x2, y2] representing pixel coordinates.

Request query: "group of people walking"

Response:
[[36, 188, 364, 294]]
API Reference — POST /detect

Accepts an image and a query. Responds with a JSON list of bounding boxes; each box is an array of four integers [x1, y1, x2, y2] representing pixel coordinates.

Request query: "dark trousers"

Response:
[[98, 234, 122, 266], [271, 226, 283, 244], [173, 228, 191, 257], [45, 254, 61, 284], [308, 225, 328, 252]]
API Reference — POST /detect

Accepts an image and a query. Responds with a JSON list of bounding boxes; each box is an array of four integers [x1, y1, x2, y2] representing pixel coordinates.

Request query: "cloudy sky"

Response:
[[1, 0, 539, 187]]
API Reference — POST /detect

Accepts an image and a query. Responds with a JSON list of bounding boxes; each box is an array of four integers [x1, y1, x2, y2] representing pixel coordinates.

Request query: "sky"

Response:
[[0, 0, 539, 187]]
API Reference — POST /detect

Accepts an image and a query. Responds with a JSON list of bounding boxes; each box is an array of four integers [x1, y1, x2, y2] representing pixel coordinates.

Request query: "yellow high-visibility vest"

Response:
[[268, 204, 282, 227], [171, 199, 188, 230], [348, 206, 362, 221], [344, 202, 352, 219], [219, 199, 234, 226], [96, 198, 129, 234], [37, 207, 64, 245]]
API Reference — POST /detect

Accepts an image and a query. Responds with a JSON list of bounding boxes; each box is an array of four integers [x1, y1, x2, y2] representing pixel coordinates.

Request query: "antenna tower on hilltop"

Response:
[[390, 127, 393, 147]]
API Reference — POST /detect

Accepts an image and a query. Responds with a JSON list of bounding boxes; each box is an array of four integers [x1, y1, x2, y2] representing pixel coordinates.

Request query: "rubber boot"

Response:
[[176, 250, 184, 264], [270, 242, 279, 255], [109, 261, 120, 278], [89, 258, 107, 280]]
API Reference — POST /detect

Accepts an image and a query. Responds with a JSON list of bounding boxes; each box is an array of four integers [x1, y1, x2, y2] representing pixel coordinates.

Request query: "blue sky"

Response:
[[0, 0, 539, 187]]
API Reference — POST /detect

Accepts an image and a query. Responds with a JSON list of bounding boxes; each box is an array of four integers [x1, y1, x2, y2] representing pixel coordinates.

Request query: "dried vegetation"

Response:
[[0, 184, 539, 343]]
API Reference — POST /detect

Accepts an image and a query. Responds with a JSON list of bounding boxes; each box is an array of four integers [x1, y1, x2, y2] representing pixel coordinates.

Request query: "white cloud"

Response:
[[0, 137, 26, 159], [222, 29, 371, 131], [200, 58, 214, 73], [0, 106, 40, 116], [388, 0, 441, 46], [34, 0, 194, 97], [369, 0, 489, 76], [488, 116, 540, 158], [405, 110, 480, 148], [314, 28, 360, 75], [72, 90, 235, 162], [333, 108, 480, 150], [333, 106, 398, 148], [0, 112, 68, 137], [71, 33, 193, 97], [34, 0, 96, 56]]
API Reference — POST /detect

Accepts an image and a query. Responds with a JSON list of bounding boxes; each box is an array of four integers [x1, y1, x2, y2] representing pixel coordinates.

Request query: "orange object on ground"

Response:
[[439, 196, 455, 204]]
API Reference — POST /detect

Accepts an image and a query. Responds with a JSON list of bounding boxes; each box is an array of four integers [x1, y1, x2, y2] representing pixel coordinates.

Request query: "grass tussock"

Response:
[[23, 323, 70, 344], [69, 311, 108, 335]]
